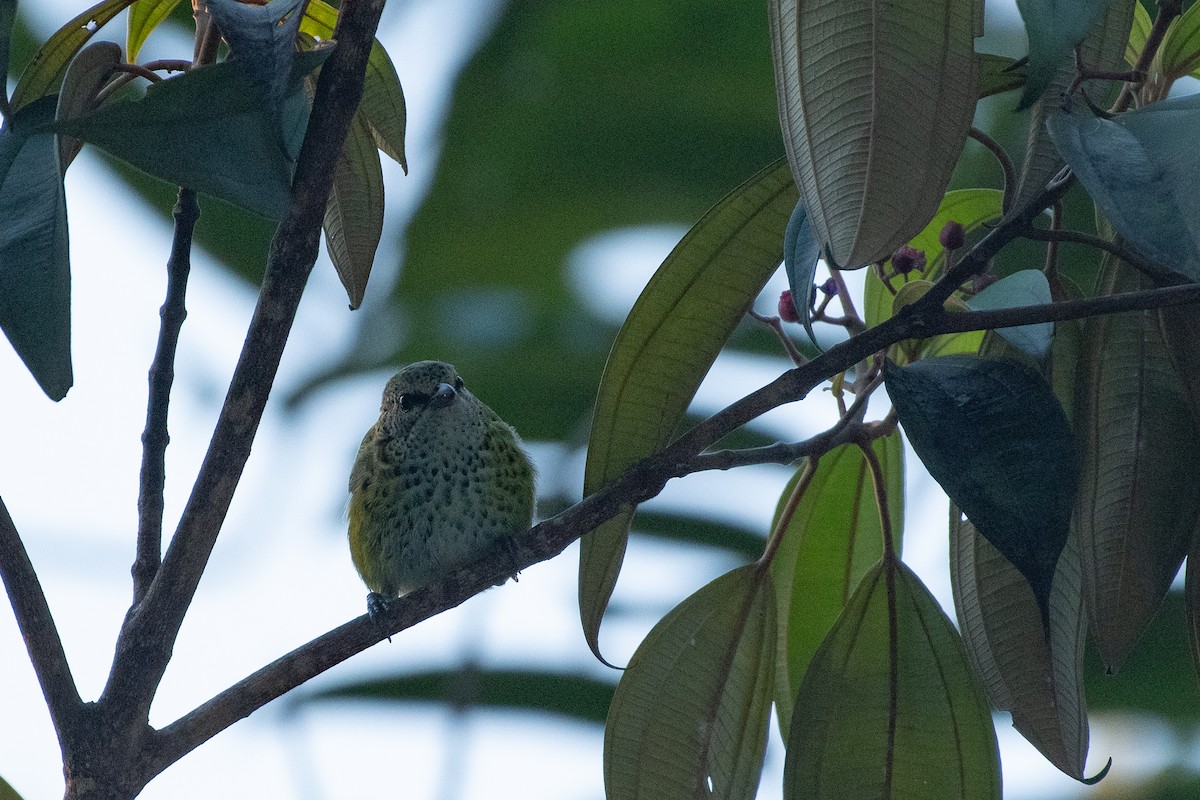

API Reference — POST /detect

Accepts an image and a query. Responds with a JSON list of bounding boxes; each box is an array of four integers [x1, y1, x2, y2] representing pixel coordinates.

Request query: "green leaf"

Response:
[[769, 0, 980, 267], [1048, 94, 1200, 281], [0, 772, 24, 800], [951, 506, 1092, 779], [1013, 0, 1133, 211], [965, 269, 1053, 359], [782, 200, 820, 348], [579, 160, 796, 663], [1125, 0, 1152, 67], [0, 0, 17, 106], [324, 109, 384, 309], [605, 565, 775, 800], [0, 95, 72, 400], [977, 52, 1026, 98], [10, 0, 136, 111], [770, 436, 904, 737], [55, 41, 121, 171], [55, 51, 329, 219], [863, 189, 1003, 328], [783, 559, 1000, 800], [1076, 260, 1200, 671], [1016, 0, 1110, 109], [127, 0, 181, 62], [205, 0, 306, 114], [1160, 1, 1200, 80], [883, 355, 1078, 629], [300, 668, 615, 725]]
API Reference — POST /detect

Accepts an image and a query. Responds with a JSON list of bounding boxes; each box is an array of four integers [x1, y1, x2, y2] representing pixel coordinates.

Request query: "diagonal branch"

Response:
[[0, 497, 81, 741], [100, 0, 389, 728], [133, 188, 199, 604]]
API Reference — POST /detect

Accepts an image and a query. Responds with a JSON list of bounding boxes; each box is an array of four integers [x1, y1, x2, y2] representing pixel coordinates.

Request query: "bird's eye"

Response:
[[454, 376, 465, 391], [399, 392, 430, 411]]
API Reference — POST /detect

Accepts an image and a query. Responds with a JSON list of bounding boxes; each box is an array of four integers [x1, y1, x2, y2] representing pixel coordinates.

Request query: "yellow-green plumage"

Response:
[[348, 361, 535, 597]]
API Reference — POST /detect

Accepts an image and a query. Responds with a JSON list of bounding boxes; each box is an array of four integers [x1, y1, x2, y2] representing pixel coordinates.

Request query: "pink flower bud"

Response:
[[939, 220, 966, 250], [777, 290, 800, 323]]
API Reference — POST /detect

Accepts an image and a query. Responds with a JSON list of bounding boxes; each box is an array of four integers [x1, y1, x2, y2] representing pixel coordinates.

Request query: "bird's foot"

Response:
[[491, 537, 523, 587], [366, 592, 393, 642]]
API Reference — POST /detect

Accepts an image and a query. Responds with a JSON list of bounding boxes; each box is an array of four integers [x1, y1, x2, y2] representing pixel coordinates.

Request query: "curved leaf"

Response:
[[863, 189, 1003, 329], [1012, 0, 1133, 213], [127, 0, 181, 62], [605, 565, 775, 800], [965, 269, 1053, 360], [951, 506, 1091, 779], [10, 0, 136, 111], [782, 200, 820, 348], [579, 160, 796, 662], [1048, 94, 1200, 280], [884, 355, 1078, 629], [771, 436, 904, 737], [1016, 0, 1110, 108], [1076, 260, 1200, 670], [1160, 1, 1200, 80], [55, 41, 121, 171], [784, 559, 1000, 800], [324, 109, 384, 309], [769, 0, 979, 268]]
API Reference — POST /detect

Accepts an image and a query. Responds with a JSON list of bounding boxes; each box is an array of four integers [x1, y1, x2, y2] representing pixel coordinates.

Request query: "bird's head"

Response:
[[378, 360, 469, 437]]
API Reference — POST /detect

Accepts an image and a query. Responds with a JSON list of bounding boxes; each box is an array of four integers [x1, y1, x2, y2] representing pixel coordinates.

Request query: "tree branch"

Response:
[[133, 188, 198, 604], [100, 0, 388, 729], [1020, 225, 1162, 281], [0, 497, 81, 741]]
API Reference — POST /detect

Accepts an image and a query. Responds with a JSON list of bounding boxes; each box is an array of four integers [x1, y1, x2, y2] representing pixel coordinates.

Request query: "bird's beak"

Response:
[[429, 382, 458, 409]]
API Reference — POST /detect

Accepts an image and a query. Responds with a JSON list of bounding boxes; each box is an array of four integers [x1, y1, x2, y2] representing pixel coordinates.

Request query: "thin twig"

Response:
[[969, 127, 1016, 213], [748, 308, 807, 366], [757, 458, 819, 569], [1022, 225, 1162, 281], [100, 0, 389, 736], [0, 498, 81, 740], [1042, 202, 1062, 277], [133, 188, 199, 605], [1114, 0, 1182, 112]]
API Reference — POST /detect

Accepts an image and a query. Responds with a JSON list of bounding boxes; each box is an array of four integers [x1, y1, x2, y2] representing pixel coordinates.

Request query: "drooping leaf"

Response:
[[965, 269, 1053, 359], [1012, 0, 1133, 213], [300, 668, 616, 725], [204, 0, 306, 116], [784, 559, 1000, 800], [579, 160, 796, 662], [782, 200, 820, 348], [1047, 94, 1200, 281], [978, 52, 1025, 98], [126, 0, 181, 62], [769, 0, 980, 268], [324, 110, 384, 309], [54, 41, 121, 171], [863, 189, 1003, 328], [1076, 260, 1200, 671], [1016, 0, 1110, 109], [883, 355, 1078, 628], [605, 565, 775, 800], [10, 0, 136, 111], [951, 506, 1092, 779], [770, 436, 904, 737], [300, 0, 407, 168], [0, 95, 72, 400], [55, 50, 330, 219]]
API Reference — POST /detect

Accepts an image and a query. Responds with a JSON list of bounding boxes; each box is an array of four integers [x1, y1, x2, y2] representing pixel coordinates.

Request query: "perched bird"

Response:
[[348, 361, 535, 609]]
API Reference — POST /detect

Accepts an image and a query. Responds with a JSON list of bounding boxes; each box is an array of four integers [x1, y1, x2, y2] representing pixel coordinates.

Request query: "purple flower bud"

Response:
[[939, 220, 966, 250], [891, 246, 926, 275], [777, 290, 801, 323], [818, 277, 838, 296]]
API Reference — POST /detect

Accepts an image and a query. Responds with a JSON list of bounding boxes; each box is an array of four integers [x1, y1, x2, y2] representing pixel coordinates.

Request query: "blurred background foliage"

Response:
[[9, 0, 1200, 796]]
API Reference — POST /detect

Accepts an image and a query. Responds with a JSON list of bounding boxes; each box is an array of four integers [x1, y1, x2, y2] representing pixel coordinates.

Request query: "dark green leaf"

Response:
[[771, 436, 904, 736], [1047, 94, 1200, 281], [0, 0, 17, 106], [54, 41, 121, 171], [324, 110, 384, 309], [633, 510, 764, 561], [605, 565, 775, 800], [10, 0, 135, 111], [579, 160, 795, 663], [782, 200, 820, 348], [784, 559, 1000, 800], [300, 668, 615, 725], [55, 51, 329, 218], [0, 772, 24, 800], [0, 95, 72, 399], [883, 355, 1078, 628], [977, 52, 1025, 98], [1016, 0, 1110, 108], [127, 0, 181, 62]]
